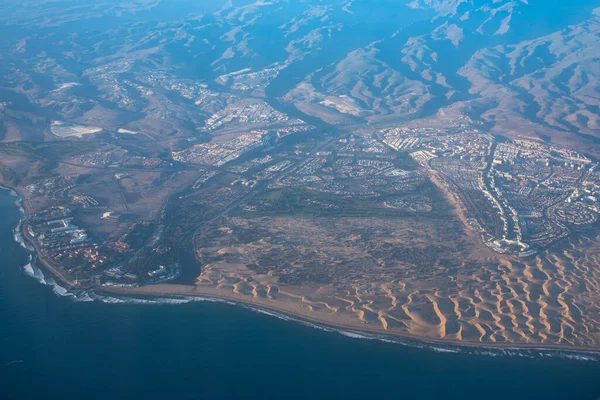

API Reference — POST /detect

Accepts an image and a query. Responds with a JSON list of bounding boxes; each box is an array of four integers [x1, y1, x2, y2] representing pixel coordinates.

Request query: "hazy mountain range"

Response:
[[1, 0, 599, 152]]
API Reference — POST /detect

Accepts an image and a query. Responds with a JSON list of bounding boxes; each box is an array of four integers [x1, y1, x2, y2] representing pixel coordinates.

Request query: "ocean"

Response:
[[1, 187, 599, 400]]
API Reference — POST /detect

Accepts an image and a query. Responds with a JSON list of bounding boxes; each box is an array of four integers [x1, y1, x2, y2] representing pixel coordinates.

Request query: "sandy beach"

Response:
[[5, 181, 600, 353], [98, 276, 600, 354]]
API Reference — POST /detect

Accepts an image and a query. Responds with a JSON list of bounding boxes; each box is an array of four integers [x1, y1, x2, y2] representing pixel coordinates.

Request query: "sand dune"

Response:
[[138, 228, 600, 349]]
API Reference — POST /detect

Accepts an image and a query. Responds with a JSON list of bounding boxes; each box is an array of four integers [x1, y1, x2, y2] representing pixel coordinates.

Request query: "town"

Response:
[[172, 130, 271, 166], [378, 126, 598, 256], [15, 120, 600, 289]]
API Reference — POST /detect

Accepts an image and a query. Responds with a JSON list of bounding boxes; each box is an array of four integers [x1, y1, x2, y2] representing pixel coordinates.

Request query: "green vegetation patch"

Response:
[[264, 190, 282, 201], [0, 164, 16, 183]]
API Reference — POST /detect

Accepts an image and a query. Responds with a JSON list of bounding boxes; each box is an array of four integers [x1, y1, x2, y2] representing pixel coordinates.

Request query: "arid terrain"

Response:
[[1, 0, 600, 350]]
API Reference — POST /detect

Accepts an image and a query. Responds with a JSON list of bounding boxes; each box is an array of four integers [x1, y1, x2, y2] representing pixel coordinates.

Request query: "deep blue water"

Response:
[[0, 188, 599, 400]]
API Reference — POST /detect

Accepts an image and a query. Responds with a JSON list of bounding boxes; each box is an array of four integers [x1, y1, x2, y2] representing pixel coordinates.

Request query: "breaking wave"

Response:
[[5, 186, 600, 363]]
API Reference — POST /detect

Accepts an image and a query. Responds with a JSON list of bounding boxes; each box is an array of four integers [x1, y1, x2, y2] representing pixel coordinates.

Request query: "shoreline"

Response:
[[0, 184, 76, 289], [2, 185, 600, 358], [98, 284, 600, 357]]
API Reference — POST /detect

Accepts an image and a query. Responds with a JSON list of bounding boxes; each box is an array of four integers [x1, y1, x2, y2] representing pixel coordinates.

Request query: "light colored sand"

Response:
[[117, 128, 139, 135], [101, 231, 600, 351], [50, 121, 103, 138]]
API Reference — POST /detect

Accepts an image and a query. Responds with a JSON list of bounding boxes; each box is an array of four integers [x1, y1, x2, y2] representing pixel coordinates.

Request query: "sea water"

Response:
[[1, 188, 599, 400]]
